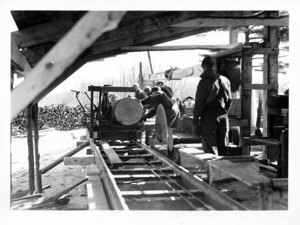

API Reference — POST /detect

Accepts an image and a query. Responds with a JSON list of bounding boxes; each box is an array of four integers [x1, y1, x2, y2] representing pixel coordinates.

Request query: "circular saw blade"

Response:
[[155, 104, 168, 144], [155, 104, 173, 150]]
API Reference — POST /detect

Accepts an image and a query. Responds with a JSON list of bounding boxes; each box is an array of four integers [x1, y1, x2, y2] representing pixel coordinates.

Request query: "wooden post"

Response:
[[26, 105, 35, 194], [229, 27, 239, 44], [138, 62, 143, 88], [32, 103, 42, 193], [147, 51, 154, 74], [278, 129, 288, 178], [263, 12, 279, 136], [241, 48, 252, 155], [90, 86, 94, 138]]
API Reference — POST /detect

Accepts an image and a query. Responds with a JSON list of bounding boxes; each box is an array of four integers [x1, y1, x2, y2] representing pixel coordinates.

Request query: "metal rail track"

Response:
[[89, 139, 248, 210]]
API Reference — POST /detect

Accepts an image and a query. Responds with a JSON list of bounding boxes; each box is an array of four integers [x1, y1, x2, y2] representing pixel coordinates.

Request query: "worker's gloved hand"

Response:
[[140, 115, 147, 122]]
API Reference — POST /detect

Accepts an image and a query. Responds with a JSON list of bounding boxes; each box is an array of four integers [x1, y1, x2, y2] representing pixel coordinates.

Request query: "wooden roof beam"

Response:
[[11, 38, 31, 73], [12, 11, 203, 49], [171, 17, 289, 28], [86, 27, 218, 62], [11, 11, 125, 120], [121, 44, 240, 52]]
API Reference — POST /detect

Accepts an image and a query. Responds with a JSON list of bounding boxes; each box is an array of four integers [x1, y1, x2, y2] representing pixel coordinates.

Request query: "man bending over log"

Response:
[[141, 86, 179, 128]]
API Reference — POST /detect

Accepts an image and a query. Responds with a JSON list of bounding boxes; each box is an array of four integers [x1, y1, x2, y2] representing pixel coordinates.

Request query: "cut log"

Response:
[[114, 98, 143, 125]]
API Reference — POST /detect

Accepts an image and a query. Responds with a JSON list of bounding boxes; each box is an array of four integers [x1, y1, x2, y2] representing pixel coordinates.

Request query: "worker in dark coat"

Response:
[[156, 81, 174, 99], [193, 56, 232, 156], [132, 83, 146, 100], [141, 86, 179, 127]]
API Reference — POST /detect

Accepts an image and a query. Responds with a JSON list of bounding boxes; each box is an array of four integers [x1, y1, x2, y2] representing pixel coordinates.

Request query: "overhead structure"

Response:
[[10, 11, 288, 117]]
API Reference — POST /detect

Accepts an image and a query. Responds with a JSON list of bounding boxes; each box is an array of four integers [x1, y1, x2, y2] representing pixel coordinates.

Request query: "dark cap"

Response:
[[201, 56, 215, 68], [156, 80, 165, 86]]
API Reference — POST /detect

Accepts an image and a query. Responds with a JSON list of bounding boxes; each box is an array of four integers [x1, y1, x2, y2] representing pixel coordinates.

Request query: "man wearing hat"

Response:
[[193, 56, 232, 156], [156, 80, 173, 99]]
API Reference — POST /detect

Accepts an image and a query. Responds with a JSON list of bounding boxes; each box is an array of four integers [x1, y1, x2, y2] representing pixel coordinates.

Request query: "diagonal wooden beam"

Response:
[[11, 11, 125, 120], [171, 17, 289, 28], [33, 55, 87, 104]]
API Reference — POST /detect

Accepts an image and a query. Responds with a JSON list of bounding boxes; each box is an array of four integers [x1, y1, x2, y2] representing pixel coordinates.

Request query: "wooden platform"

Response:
[[207, 160, 270, 186]]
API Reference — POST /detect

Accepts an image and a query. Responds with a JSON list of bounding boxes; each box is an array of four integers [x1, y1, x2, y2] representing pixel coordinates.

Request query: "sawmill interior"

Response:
[[9, 10, 290, 212]]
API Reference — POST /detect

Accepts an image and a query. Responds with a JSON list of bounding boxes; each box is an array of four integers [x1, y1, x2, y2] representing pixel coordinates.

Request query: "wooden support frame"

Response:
[[11, 11, 125, 120], [240, 49, 253, 155], [244, 84, 278, 90], [40, 140, 89, 174], [171, 17, 288, 28]]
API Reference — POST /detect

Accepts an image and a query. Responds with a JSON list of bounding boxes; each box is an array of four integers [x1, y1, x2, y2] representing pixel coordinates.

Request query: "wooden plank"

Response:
[[12, 15, 79, 48], [244, 83, 278, 90], [100, 141, 123, 168], [113, 154, 154, 160], [84, 165, 110, 210], [212, 45, 250, 58], [90, 140, 129, 210], [110, 168, 174, 175], [11, 38, 32, 73], [243, 137, 281, 146], [40, 140, 89, 174], [252, 47, 279, 55], [121, 44, 239, 52], [240, 48, 253, 155], [34, 56, 87, 104], [87, 27, 217, 63], [278, 130, 288, 178], [142, 72, 166, 81], [171, 17, 288, 28], [121, 189, 203, 198], [229, 27, 239, 44], [64, 156, 96, 165], [88, 86, 135, 92], [11, 11, 125, 120], [208, 160, 271, 187], [114, 174, 180, 182], [263, 13, 280, 136], [119, 160, 162, 166]]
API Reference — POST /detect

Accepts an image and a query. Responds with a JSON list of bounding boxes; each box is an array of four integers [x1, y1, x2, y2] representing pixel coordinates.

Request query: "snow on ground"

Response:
[[11, 128, 88, 173], [10, 128, 89, 209]]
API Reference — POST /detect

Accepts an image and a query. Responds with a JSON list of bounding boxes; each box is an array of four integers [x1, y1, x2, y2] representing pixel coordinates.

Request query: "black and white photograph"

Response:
[[1, 0, 299, 224]]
